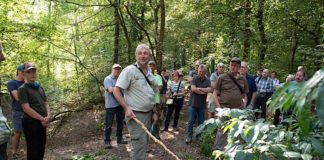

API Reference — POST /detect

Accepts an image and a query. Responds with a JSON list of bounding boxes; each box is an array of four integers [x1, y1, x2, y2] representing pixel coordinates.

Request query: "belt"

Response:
[[132, 110, 152, 113], [258, 92, 273, 94]]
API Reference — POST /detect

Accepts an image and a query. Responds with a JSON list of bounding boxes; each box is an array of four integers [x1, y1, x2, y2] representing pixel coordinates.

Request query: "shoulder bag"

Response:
[[166, 81, 182, 105]]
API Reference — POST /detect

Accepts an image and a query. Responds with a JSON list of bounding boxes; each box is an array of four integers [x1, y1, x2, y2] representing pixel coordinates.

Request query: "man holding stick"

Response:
[[113, 44, 158, 160]]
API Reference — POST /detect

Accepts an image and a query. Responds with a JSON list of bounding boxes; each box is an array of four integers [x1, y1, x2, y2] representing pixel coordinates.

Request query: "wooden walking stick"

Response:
[[133, 117, 181, 160]]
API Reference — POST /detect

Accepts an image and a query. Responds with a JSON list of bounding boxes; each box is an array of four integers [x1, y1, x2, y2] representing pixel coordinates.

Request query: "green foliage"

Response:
[[72, 148, 108, 160], [200, 122, 218, 157], [72, 154, 96, 160], [200, 70, 324, 160], [268, 69, 324, 135]]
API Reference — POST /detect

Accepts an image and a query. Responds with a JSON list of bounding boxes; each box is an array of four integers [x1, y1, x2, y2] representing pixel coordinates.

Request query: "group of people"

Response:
[[1, 62, 51, 160], [0, 42, 308, 160], [102, 43, 308, 159]]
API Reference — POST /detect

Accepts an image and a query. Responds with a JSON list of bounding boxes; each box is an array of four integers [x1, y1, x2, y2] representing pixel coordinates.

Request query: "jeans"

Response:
[[187, 106, 205, 137], [22, 117, 47, 160], [254, 93, 272, 119], [104, 107, 125, 143], [0, 142, 7, 160], [164, 98, 183, 130]]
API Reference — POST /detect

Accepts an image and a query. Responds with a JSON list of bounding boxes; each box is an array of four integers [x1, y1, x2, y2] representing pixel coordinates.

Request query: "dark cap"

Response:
[[23, 62, 36, 71], [230, 57, 241, 64], [17, 64, 23, 71]]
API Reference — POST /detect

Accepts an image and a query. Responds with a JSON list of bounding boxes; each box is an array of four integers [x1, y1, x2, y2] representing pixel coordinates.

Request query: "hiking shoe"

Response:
[[117, 139, 127, 144], [105, 142, 112, 149], [185, 136, 192, 144]]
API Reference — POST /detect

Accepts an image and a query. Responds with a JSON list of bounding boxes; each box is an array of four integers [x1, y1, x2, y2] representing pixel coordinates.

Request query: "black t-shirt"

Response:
[[18, 84, 47, 118], [190, 76, 211, 108]]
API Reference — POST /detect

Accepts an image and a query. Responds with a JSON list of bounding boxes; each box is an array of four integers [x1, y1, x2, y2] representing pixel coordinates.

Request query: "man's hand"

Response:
[[41, 116, 50, 127], [125, 108, 136, 119], [151, 112, 158, 124]]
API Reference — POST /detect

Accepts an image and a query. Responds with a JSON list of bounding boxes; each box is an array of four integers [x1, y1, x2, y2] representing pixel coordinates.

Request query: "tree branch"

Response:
[[125, 4, 157, 62], [42, 39, 104, 87], [52, 0, 112, 7], [72, 7, 109, 26]]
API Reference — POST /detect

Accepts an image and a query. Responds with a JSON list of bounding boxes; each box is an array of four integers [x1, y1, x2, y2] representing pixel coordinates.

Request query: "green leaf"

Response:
[[297, 106, 311, 136], [269, 144, 287, 155], [317, 83, 324, 125], [223, 118, 238, 133], [311, 138, 324, 155], [234, 150, 257, 160], [258, 145, 270, 153], [283, 151, 301, 158], [260, 153, 272, 160], [301, 154, 312, 160], [251, 123, 261, 144], [283, 92, 294, 112], [298, 143, 312, 153], [212, 150, 224, 159]]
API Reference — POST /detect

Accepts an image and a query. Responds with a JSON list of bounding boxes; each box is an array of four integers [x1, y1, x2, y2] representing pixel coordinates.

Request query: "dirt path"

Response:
[[2, 97, 209, 160]]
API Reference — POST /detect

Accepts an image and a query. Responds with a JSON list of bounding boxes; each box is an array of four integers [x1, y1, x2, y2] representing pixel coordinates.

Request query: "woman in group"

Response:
[[163, 71, 185, 131]]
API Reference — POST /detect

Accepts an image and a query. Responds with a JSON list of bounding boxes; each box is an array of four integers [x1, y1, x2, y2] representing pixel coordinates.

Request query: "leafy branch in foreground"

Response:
[[195, 69, 324, 160]]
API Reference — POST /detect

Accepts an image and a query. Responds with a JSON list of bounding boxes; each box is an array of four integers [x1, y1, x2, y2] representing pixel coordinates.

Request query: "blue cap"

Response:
[[17, 64, 23, 71]]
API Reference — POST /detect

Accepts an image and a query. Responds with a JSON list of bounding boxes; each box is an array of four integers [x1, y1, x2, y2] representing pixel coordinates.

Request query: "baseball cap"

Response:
[[217, 62, 224, 67], [230, 57, 241, 64], [17, 64, 23, 71], [23, 62, 36, 71], [297, 66, 304, 70], [148, 61, 156, 65], [112, 64, 122, 69]]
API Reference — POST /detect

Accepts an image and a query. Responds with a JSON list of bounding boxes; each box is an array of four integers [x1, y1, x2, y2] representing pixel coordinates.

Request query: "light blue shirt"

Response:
[[104, 74, 120, 108]]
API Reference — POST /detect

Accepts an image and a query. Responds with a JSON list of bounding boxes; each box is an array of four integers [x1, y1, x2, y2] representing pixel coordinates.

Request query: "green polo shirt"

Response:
[[153, 73, 163, 104]]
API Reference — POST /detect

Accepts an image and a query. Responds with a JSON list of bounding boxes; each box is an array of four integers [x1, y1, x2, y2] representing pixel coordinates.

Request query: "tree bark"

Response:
[[243, 0, 251, 61], [0, 42, 5, 62], [256, 0, 267, 68], [118, 6, 132, 63], [157, 0, 165, 72], [113, 0, 120, 63], [290, 30, 298, 73]]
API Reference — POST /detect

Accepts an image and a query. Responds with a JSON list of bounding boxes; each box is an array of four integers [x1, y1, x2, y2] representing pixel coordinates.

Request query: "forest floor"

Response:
[[2, 97, 210, 160]]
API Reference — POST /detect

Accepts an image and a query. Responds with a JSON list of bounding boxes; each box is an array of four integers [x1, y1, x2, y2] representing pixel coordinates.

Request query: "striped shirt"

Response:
[[168, 80, 185, 97]]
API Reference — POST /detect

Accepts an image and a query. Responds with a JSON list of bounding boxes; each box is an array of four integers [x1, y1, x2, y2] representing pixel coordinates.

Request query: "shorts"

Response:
[[207, 93, 216, 113], [12, 110, 24, 132]]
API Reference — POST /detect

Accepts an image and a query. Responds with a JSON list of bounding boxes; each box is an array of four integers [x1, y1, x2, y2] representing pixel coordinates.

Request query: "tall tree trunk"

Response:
[[290, 30, 298, 73], [73, 20, 81, 97], [46, 0, 52, 78], [0, 41, 4, 93], [118, 6, 132, 63], [156, 0, 165, 72], [181, 48, 186, 67], [113, 0, 120, 63], [243, 0, 251, 61], [0, 42, 4, 62], [256, 0, 267, 68]]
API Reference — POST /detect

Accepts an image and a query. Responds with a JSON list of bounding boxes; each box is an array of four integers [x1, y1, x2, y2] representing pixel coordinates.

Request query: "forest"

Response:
[[0, 0, 323, 159]]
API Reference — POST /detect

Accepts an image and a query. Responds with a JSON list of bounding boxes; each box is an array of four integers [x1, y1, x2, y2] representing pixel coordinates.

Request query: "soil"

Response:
[[1, 95, 210, 160]]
